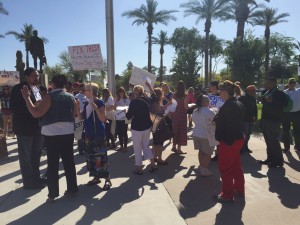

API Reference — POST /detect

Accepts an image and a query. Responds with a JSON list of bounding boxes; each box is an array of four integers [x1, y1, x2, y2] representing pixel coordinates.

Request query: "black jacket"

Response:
[[238, 94, 257, 122], [10, 82, 41, 136], [214, 97, 245, 146], [261, 88, 288, 122], [126, 94, 156, 131]]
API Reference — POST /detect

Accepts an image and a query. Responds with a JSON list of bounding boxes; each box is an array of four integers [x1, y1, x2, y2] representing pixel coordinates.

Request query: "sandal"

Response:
[[133, 168, 143, 175], [103, 180, 112, 191], [86, 178, 101, 186]]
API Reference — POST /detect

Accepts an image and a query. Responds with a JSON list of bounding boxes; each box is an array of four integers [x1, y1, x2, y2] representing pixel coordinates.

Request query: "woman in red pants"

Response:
[[213, 80, 245, 203]]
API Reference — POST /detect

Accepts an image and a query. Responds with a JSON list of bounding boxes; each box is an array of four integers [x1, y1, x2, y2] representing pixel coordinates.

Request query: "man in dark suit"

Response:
[[259, 77, 288, 168], [10, 67, 45, 189]]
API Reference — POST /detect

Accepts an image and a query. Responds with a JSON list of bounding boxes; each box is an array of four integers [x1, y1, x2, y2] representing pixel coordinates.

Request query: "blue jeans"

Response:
[[17, 131, 43, 186]]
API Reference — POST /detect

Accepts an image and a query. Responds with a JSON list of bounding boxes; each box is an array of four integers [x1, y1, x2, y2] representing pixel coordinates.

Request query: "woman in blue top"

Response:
[[80, 82, 112, 190]]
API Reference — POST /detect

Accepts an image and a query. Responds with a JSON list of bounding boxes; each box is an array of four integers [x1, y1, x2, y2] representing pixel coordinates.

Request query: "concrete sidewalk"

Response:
[[0, 131, 300, 225]]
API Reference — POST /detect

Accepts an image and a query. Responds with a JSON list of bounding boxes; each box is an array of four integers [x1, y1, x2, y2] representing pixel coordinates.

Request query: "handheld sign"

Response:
[[68, 44, 103, 71], [0, 71, 20, 86], [129, 67, 157, 92]]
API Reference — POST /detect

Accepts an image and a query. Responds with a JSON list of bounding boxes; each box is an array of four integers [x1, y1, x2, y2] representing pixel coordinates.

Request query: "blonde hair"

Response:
[[85, 82, 99, 97], [133, 85, 144, 97]]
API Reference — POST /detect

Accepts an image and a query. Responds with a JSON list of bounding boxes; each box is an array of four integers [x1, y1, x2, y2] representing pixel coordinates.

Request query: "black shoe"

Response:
[[268, 162, 283, 168], [258, 159, 270, 165], [211, 155, 218, 161]]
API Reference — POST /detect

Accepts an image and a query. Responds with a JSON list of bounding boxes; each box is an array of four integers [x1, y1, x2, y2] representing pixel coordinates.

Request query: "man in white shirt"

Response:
[[283, 78, 300, 152]]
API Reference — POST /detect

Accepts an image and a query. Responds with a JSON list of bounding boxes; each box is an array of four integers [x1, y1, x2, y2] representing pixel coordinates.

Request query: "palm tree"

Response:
[[6, 23, 49, 68], [0, 1, 8, 38], [181, 0, 230, 87], [152, 30, 170, 82], [226, 0, 270, 40], [0, 1, 8, 15], [250, 8, 289, 78], [122, 0, 177, 73]]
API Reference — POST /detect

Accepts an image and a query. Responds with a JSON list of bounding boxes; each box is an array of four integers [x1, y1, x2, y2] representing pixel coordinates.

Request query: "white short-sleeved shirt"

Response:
[[192, 107, 219, 147], [115, 98, 130, 120], [105, 96, 115, 120], [284, 88, 300, 112]]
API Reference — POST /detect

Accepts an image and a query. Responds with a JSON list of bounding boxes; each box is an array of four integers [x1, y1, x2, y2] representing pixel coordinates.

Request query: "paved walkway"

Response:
[[0, 130, 300, 225]]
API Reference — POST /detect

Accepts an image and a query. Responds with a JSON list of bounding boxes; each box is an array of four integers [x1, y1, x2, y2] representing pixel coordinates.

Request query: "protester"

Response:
[[75, 83, 87, 155], [126, 82, 158, 175], [259, 77, 288, 167], [187, 87, 196, 128], [238, 85, 258, 153], [21, 74, 78, 202], [80, 82, 112, 190], [282, 78, 300, 152], [72, 82, 80, 96], [213, 80, 245, 203], [207, 81, 224, 161], [151, 87, 168, 165], [192, 94, 218, 176], [1, 85, 13, 138], [102, 88, 116, 148], [114, 87, 130, 152], [171, 80, 189, 154], [161, 82, 173, 142], [10, 67, 45, 189]]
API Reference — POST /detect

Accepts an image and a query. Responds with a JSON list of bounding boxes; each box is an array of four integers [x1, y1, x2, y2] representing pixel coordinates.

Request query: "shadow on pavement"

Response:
[[267, 168, 300, 209]]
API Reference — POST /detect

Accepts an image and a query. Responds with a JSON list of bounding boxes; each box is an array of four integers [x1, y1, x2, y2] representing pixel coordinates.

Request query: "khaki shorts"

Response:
[[193, 137, 214, 155]]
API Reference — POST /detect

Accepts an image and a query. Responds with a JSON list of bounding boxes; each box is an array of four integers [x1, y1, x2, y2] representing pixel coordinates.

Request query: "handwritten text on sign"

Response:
[[68, 44, 103, 71]]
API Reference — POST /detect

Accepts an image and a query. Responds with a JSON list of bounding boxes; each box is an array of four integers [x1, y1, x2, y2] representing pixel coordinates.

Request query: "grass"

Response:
[[253, 103, 262, 133]]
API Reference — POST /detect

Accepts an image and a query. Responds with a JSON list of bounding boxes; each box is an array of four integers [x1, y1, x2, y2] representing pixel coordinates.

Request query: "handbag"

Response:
[[156, 117, 173, 141], [150, 113, 162, 133]]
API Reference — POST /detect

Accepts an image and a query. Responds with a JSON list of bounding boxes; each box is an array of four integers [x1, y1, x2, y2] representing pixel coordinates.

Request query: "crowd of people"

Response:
[[4, 66, 300, 204]]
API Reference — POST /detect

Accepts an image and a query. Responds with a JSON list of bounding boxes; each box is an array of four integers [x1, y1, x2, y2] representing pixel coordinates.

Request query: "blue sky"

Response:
[[0, 0, 299, 77]]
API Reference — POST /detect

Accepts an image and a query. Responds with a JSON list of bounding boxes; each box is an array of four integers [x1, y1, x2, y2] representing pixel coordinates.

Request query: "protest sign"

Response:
[[129, 67, 157, 92], [0, 71, 20, 86], [68, 44, 103, 71]]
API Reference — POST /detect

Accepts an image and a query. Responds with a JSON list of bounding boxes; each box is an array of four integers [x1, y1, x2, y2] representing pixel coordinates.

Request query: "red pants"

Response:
[[218, 139, 245, 199]]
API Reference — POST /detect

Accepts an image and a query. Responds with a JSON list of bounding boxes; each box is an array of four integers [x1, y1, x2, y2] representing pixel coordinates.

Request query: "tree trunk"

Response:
[[159, 46, 164, 83], [26, 50, 29, 68], [147, 23, 153, 73], [236, 21, 245, 40], [204, 20, 212, 87], [204, 30, 210, 87], [264, 27, 270, 79], [209, 51, 212, 82]]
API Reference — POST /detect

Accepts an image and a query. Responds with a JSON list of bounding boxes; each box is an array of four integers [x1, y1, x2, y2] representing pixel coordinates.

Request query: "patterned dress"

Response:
[[83, 99, 109, 179], [172, 95, 187, 146]]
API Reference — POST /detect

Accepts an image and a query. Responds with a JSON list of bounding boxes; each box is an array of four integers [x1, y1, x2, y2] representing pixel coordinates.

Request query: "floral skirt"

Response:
[[85, 137, 109, 179]]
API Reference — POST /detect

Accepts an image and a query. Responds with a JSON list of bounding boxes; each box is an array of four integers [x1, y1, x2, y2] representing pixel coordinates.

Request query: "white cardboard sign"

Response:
[[68, 44, 103, 71], [129, 67, 157, 92], [0, 71, 20, 86]]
